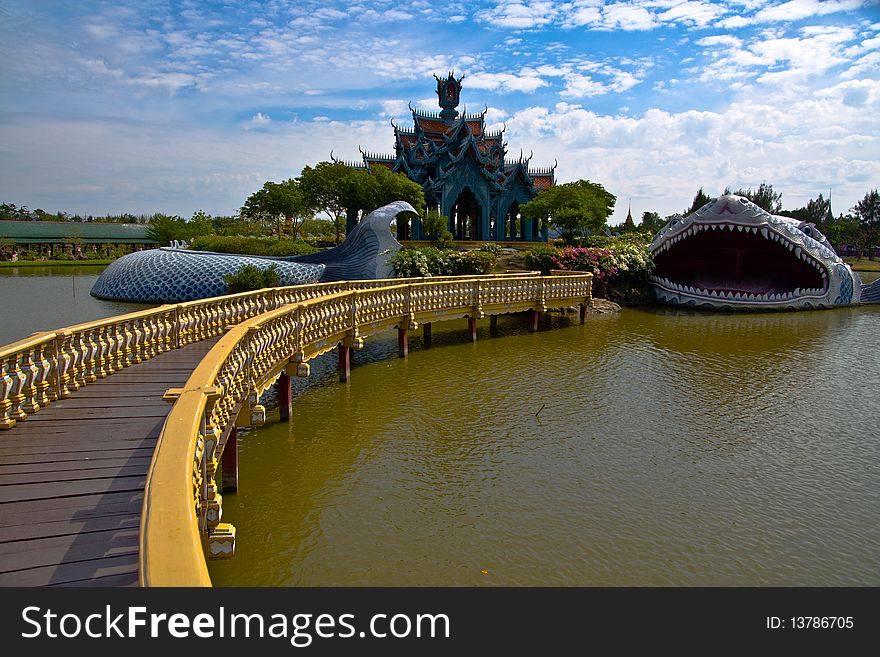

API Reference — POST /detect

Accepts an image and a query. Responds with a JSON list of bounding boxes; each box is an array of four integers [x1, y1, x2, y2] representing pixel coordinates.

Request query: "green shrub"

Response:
[[480, 242, 502, 256], [435, 230, 455, 249], [523, 245, 561, 274], [190, 235, 319, 257], [390, 247, 498, 277], [574, 232, 652, 248], [223, 264, 281, 293]]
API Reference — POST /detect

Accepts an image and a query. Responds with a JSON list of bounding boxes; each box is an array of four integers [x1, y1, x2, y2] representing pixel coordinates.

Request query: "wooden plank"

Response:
[[0, 528, 139, 572], [0, 455, 153, 476], [0, 464, 150, 486], [41, 397, 168, 409], [54, 571, 139, 587], [0, 442, 157, 460], [1, 417, 164, 437], [0, 336, 221, 585], [0, 491, 143, 528], [21, 406, 173, 421], [0, 474, 146, 503], [0, 512, 140, 543], [0, 553, 139, 586]]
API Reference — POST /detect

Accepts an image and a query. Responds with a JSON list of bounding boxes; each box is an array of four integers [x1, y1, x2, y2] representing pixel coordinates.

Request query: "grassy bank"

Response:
[[844, 257, 880, 272], [0, 259, 115, 268]]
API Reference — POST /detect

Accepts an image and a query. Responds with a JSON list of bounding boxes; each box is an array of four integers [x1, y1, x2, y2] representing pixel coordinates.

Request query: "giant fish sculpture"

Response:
[[647, 195, 880, 310], [91, 201, 417, 303]]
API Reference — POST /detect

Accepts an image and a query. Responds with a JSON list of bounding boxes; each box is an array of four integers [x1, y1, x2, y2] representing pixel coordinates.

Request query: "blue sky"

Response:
[[1, 1, 878, 226]]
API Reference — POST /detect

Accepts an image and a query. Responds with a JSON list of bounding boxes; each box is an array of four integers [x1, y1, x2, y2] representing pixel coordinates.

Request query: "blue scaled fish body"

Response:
[[91, 201, 418, 303]]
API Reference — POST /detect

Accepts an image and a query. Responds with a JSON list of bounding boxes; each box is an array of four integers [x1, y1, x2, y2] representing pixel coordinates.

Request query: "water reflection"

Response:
[[210, 308, 880, 587], [0, 265, 153, 343]]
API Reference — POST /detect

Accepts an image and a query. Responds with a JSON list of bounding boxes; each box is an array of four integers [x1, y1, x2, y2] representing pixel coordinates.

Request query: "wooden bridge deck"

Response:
[[0, 338, 218, 586]]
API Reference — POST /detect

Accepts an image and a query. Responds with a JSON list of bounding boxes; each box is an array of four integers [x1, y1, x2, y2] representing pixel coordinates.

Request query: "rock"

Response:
[[589, 298, 621, 314]]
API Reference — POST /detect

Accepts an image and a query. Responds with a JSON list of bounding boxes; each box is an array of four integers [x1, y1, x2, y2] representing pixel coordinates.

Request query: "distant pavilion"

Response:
[[338, 72, 555, 242], [0, 221, 156, 260]]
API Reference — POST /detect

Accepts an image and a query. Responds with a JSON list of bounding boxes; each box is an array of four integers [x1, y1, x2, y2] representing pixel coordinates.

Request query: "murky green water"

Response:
[[1, 268, 877, 586], [209, 293, 880, 587], [0, 266, 154, 344]]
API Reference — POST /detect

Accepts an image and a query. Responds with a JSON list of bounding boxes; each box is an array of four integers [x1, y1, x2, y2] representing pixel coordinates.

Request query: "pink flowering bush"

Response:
[[551, 247, 620, 280], [524, 240, 653, 304]]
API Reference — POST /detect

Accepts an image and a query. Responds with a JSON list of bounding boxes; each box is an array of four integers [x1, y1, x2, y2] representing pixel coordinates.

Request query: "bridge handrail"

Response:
[[0, 272, 538, 430], [140, 273, 592, 586]]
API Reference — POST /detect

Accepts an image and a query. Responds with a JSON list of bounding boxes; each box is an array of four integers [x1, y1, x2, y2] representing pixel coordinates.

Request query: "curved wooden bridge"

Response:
[[0, 272, 592, 586]]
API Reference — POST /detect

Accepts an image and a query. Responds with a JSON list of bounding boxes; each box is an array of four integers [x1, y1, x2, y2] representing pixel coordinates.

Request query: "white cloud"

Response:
[[478, 1, 559, 29], [754, 0, 867, 23], [696, 35, 744, 48], [250, 112, 272, 126], [498, 84, 880, 223], [466, 70, 548, 92]]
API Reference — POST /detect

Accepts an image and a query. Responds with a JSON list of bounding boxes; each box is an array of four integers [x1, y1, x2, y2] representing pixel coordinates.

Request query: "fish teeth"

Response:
[[760, 227, 769, 239]]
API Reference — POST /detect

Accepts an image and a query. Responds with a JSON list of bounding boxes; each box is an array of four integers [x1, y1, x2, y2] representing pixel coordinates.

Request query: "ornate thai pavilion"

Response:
[[342, 72, 555, 241]]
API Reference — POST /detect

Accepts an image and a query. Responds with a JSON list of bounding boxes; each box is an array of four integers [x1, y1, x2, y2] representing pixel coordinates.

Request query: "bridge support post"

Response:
[[423, 322, 432, 347], [338, 344, 351, 382], [398, 327, 409, 358], [579, 303, 588, 325], [490, 315, 498, 337], [468, 317, 477, 342], [221, 428, 238, 493], [529, 309, 540, 333], [278, 373, 292, 422]]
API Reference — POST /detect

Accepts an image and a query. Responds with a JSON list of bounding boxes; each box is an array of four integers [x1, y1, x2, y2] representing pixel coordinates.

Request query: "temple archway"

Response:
[[450, 187, 481, 241], [395, 214, 411, 240], [504, 201, 521, 240]]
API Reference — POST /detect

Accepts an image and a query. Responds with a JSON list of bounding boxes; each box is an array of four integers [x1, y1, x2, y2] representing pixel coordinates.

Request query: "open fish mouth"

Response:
[[649, 220, 829, 304]]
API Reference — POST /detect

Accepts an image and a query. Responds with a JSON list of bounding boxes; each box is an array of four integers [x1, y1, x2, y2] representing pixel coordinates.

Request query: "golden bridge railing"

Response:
[[0, 272, 535, 431], [140, 272, 592, 586]]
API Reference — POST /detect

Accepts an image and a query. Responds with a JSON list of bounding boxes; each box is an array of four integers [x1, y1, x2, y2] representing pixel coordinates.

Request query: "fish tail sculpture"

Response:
[[647, 194, 878, 311], [91, 202, 419, 303]]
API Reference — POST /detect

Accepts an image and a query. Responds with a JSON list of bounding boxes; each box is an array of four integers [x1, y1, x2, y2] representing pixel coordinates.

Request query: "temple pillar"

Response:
[[468, 317, 477, 342], [529, 309, 540, 333], [338, 344, 351, 382], [580, 303, 588, 325], [398, 327, 409, 358], [278, 374, 292, 422]]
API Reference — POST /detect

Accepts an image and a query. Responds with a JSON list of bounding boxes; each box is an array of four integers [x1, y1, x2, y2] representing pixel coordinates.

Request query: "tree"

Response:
[[334, 166, 425, 231], [686, 188, 714, 215], [779, 193, 831, 225], [852, 189, 880, 260], [638, 211, 666, 235], [726, 181, 782, 214], [369, 166, 425, 214], [299, 161, 353, 244], [188, 210, 214, 238], [0, 203, 33, 221], [145, 214, 189, 246], [822, 213, 860, 254], [520, 179, 616, 244], [241, 179, 314, 241], [852, 189, 880, 227]]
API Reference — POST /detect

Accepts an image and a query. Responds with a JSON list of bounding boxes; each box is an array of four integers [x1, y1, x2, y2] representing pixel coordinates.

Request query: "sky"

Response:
[[1, 1, 879, 226]]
